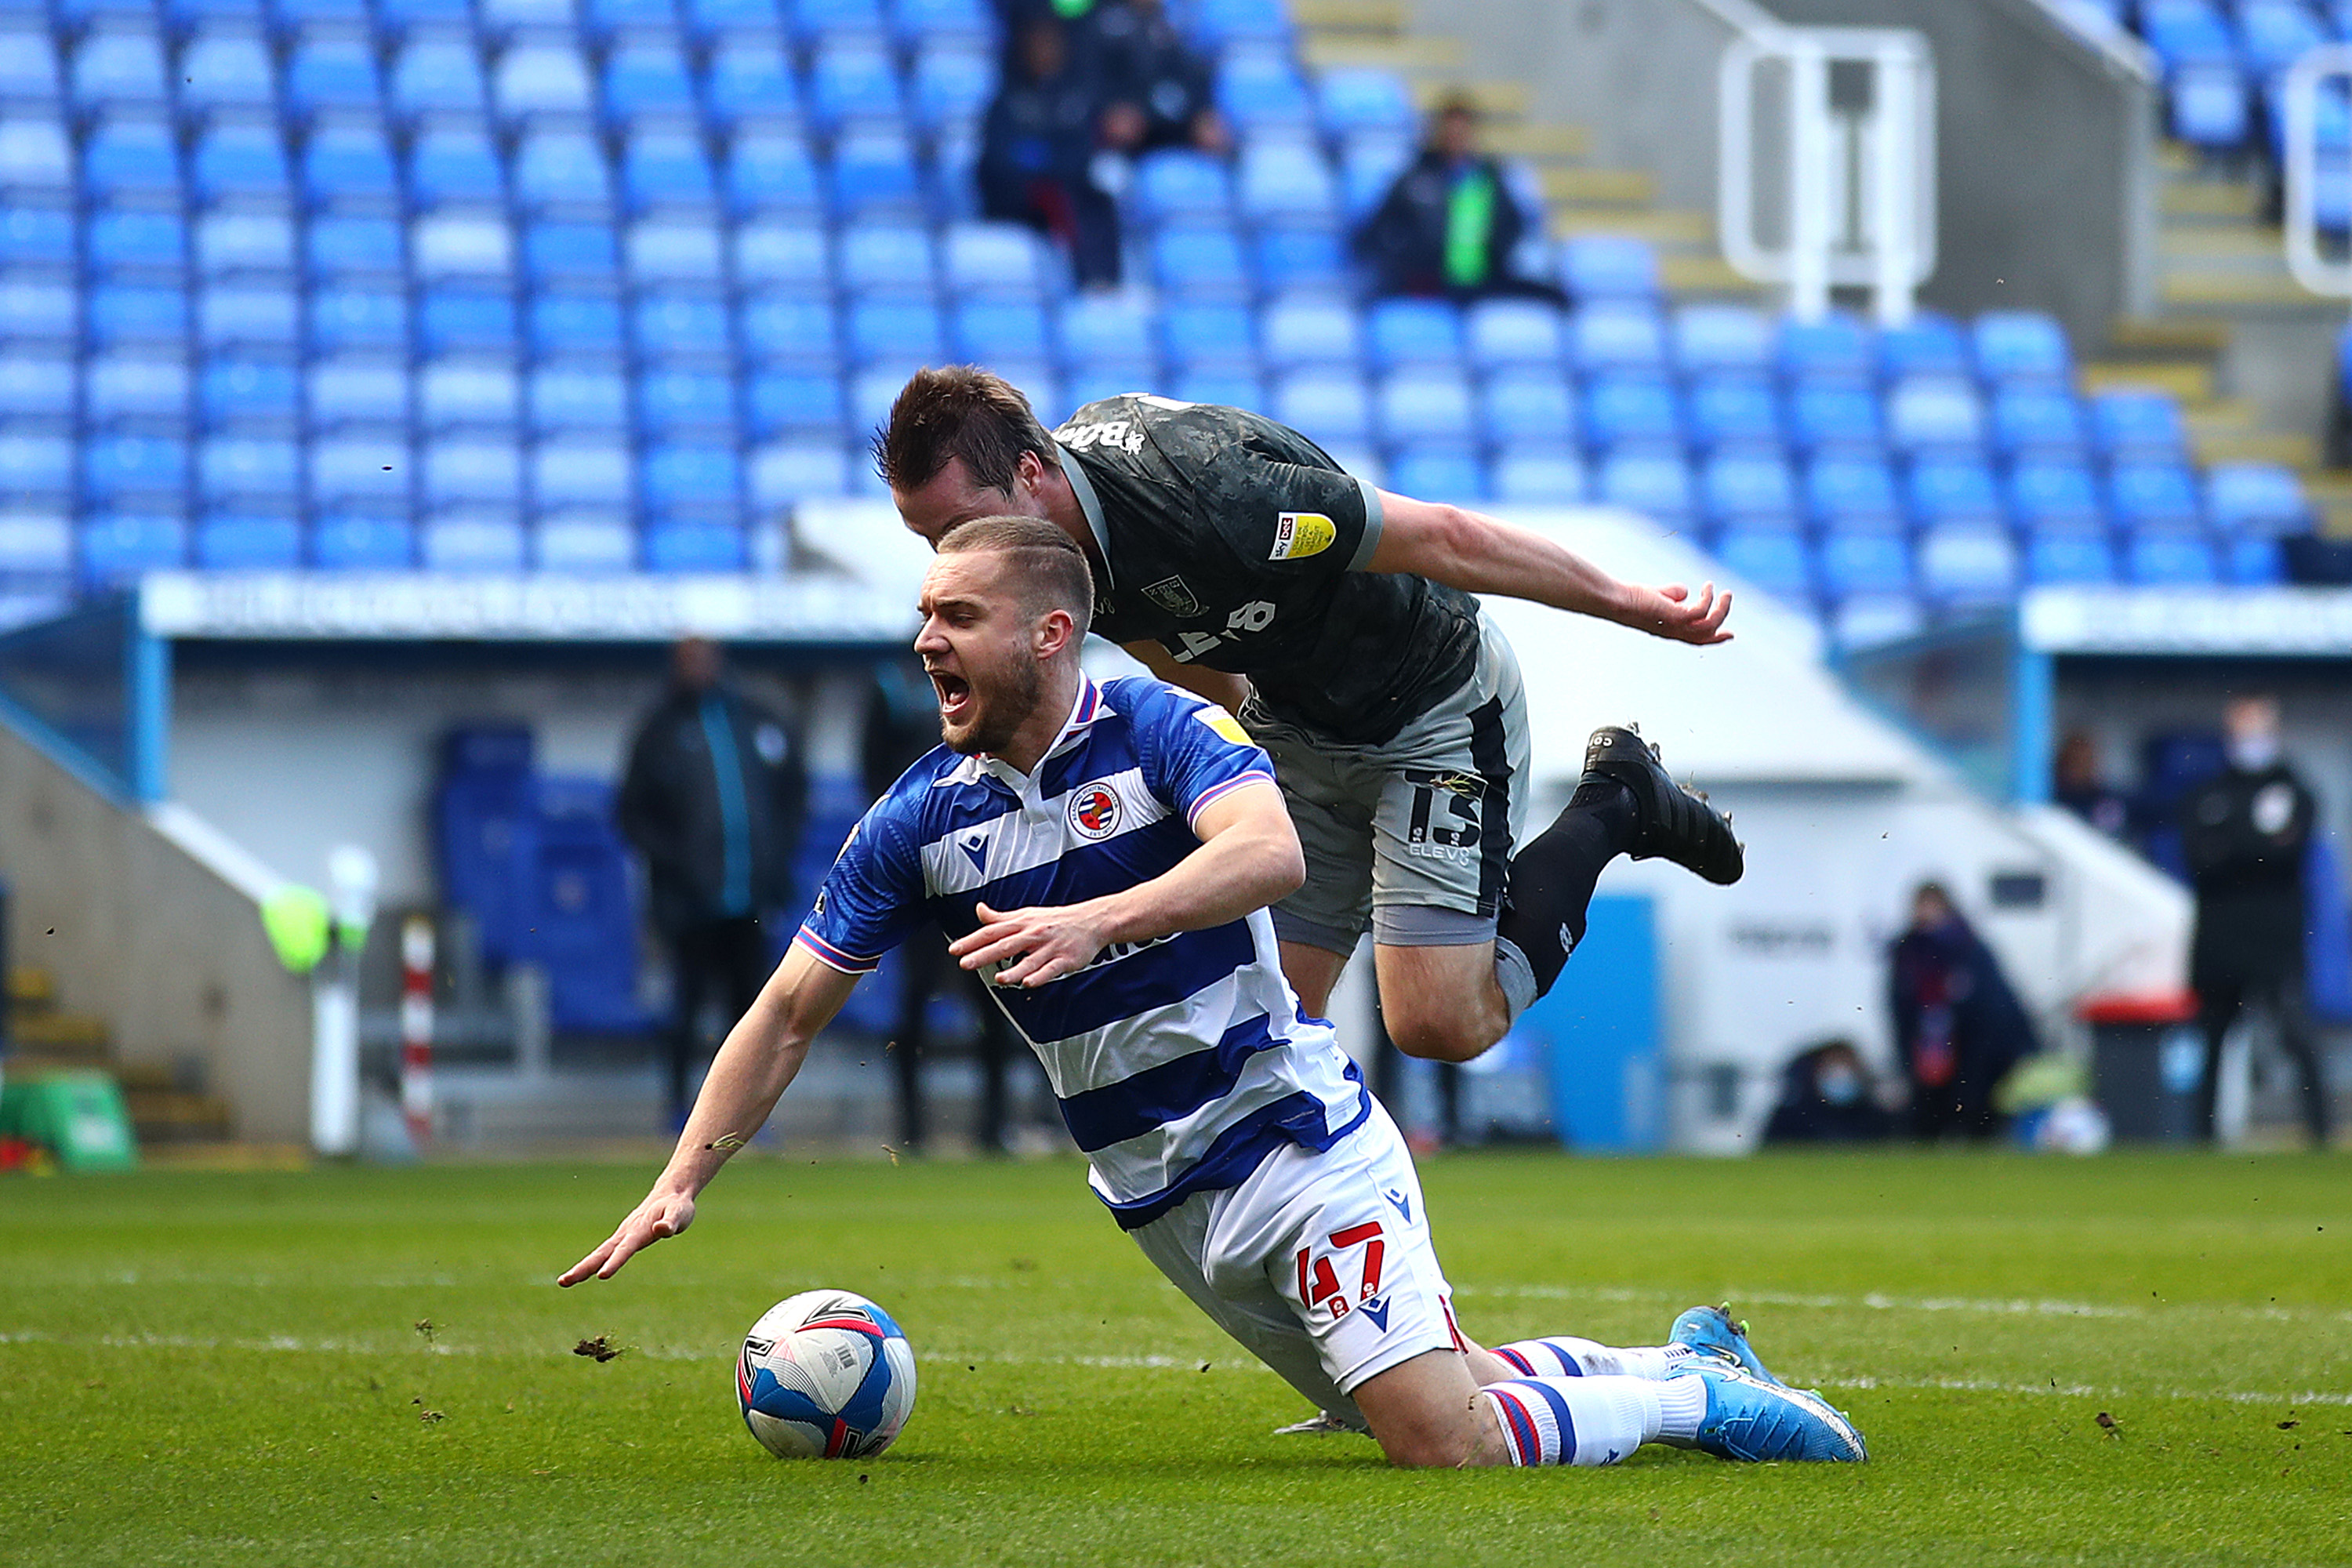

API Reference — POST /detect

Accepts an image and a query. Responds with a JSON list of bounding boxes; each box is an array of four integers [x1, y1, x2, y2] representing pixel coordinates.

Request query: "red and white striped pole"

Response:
[[400, 915, 435, 1149]]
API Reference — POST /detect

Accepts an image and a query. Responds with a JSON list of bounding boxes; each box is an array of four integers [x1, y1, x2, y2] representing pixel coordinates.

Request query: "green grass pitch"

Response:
[[3, 1149, 2348, 1566]]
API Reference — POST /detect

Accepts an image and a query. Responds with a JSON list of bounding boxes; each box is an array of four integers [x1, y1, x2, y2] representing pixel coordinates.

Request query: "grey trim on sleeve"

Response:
[[1346, 476, 1385, 571], [1054, 440, 1116, 587], [1370, 904, 1498, 947]]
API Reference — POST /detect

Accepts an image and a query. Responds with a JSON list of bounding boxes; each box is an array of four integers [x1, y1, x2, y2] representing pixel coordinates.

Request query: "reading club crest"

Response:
[[1066, 782, 1123, 840], [1141, 575, 1205, 618]]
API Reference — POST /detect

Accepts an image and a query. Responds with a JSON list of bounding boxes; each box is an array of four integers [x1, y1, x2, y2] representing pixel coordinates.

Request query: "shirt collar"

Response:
[[1054, 441, 1116, 587], [934, 675, 1109, 793]]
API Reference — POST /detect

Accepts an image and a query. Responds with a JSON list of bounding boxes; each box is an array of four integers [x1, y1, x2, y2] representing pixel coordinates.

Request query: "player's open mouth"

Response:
[[929, 669, 971, 720]]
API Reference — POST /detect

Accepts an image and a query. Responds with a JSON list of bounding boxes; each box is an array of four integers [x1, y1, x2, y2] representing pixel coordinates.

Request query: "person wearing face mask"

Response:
[[1761, 1039, 1893, 1145], [1887, 882, 2038, 1142], [2180, 695, 2331, 1147]]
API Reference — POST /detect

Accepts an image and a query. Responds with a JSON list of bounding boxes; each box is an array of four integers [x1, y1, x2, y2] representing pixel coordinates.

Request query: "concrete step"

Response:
[[138, 1142, 308, 1171], [2161, 181, 2264, 221], [2080, 359, 2217, 401], [2159, 225, 2287, 261], [9, 1010, 109, 1051], [125, 1089, 235, 1144], [6, 967, 53, 1006], [1660, 254, 1763, 297], [2307, 472, 2352, 535], [1406, 76, 1529, 119], [2160, 271, 2326, 308], [1541, 165, 1656, 207], [1552, 207, 1715, 245], [1483, 122, 1593, 162], [1299, 31, 1465, 73], [5, 1044, 113, 1073], [2194, 429, 2322, 467], [1289, 0, 1408, 34], [2107, 316, 2233, 358]]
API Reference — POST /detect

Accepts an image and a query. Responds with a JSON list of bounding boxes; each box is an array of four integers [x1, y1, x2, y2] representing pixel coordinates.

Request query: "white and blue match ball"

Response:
[[735, 1289, 918, 1460]]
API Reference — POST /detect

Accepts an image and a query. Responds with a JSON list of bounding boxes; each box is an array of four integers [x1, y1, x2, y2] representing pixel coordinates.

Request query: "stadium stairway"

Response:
[[5, 964, 234, 1147]]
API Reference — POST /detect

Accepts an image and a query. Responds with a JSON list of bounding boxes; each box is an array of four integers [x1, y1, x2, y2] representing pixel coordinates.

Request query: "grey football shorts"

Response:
[[1243, 613, 1531, 956]]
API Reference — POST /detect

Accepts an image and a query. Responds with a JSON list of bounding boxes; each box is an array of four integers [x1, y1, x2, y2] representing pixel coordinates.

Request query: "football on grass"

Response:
[[736, 1289, 918, 1459]]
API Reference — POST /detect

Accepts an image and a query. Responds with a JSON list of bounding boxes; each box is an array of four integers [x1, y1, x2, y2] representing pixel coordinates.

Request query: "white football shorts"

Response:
[[1127, 1096, 1462, 1429]]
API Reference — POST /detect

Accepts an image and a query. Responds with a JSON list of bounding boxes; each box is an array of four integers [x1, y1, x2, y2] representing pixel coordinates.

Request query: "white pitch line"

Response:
[[1454, 1282, 2352, 1327]]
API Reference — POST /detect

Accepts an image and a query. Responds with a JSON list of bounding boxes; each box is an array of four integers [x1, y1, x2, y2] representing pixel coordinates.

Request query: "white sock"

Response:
[[1492, 1335, 1697, 1381], [1479, 1375, 1662, 1467], [1655, 1370, 1708, 1443]]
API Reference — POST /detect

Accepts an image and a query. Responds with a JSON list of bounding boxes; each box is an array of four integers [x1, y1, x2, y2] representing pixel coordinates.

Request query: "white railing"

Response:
[[2282, 44, 2352, 303], [1719, 27, 1937, 325]]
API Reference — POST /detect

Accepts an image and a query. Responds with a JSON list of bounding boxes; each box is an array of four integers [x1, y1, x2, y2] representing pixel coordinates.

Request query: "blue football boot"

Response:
[[1670, 1302, 1785, 1388], [1679, 1361, 1867, 1462]]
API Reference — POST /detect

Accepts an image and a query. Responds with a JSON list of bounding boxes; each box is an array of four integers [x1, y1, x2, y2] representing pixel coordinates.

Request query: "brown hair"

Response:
[[935, 515, 1094, 641], [874, 365, 1058, 495]]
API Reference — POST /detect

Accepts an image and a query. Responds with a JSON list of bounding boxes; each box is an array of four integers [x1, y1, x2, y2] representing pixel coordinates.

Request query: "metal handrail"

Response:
[[2282, 43, 2352, 303]]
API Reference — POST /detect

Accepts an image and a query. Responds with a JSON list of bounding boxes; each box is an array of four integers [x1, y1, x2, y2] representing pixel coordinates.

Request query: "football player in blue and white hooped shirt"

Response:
[[562, 517, 1865, 1471]]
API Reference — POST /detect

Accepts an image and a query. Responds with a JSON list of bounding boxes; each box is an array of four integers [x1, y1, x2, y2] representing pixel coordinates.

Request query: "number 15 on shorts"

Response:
[[1295, 1221, 1385, 1320]]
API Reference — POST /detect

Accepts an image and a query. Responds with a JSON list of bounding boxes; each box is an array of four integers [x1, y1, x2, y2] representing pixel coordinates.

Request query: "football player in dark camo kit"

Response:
[[877, 367, 1741, 1065]]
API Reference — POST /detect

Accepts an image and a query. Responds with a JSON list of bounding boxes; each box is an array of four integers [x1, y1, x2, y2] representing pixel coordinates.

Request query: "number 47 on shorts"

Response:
[[1295, 1221, 1385, 1320]]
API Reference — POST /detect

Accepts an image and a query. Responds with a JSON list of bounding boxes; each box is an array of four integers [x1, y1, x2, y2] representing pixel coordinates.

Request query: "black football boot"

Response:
[[1578, 725, 1744, 886]]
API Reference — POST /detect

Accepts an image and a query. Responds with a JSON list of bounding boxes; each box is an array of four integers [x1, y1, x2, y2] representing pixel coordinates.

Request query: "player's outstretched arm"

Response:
[[1365, 491, 1733, 646], [1120, 638, 1251, 711], [557, 946, 858, 1286], [950, 780, 1303, 988]]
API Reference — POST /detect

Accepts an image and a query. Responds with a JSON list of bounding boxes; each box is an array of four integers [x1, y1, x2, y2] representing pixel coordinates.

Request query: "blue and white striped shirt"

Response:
[[797, 674, 1368, 1229]]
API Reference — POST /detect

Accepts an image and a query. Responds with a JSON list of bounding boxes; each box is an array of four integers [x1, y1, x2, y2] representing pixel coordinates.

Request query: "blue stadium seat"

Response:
[[1194, 0, 1293, 47], [739, 294, 840, 367], [1168, 368, 1265, 409], [2123, 525, 2219, 586], [1776, 312, 1874, 383], [2089, 388, 2187, 461], [624, 128, 719, 210], [530, 437, 631, 508], [198, 435, 300, 503], [180, 29, 278, 111], [2009, 459, 2103, 528], [1581, 373, 1680, 452], [1160, 300, 1255, 371], [480, 0, 590, 35], [516, 129, 615, 213], [84, 117, 182, 200], [421, 361, 521, 430], [640, 441, 739, 514], [1315, 67, 1415, 139], [89, 283, 189, 347], [1338, 129, 1411, 217], [1712, 519, 1813, 600], [847, 296, 945, 365], [525, 220, 619, 284], [829, 130, 924, 217], [0, 432, 72, 495], [2022, 519, 2118, 586], [392, 38, 490, 118], [376, 0, 476, 27], [1559, 236, 1661, 304], [1479, 368, 1577, 448], [0, 30, 62, 105], [286, 37, 382, 116], [746, 368, 842, 437], [1492, 452, 1585, 504], [644, 517, 746, 571], [1568, 303, 1668, 375], [420, 289, 519, 354], [80, 512, 189, 580], [2169, 61, 2249, 151], [750, 439, 849, 505], [0, 211, 69, 279], [1216, 49, 1313, 131], [1886, 376, 1984, 454], [808, 43, 904, 130], [1817, 519, 1913, 598], [198, 211, 294, 278], [726, 133, 822, 216], [1152, 225, 1251, 301], [1990, 384, 2087, 459], [791, 0, 887, 43], [0, 278, 77, 344], [911, 43, 992, 133], [1237, 139, 1339, 227], [2205, 462, 2312, 535], [2141, 0, 2235, 65], [88, 207, 186, 277], [308, 358, 410, 427], [1134, 151, 1236, 227], [2107, 461, 2202, 529], [410, 125, 507, 205], [1464, 299, 1566, 372], [1261, 295, 1361, 372], [0, 121, 74, 198], [829, 223, 933, 304], [0, 355, 74, 421], [303, 122, 400, 205], [194, 122, 292, 203], [1367, 299, 1464, 369], [1829, 594, 1925, 649], [707, 42, 804, 128], [85, 354, 189, 426], [1672, 304, 1772, 376], [201, 360, 300, 430], [1972, 310, 2071, 385], [1058, 295, 1156, 375], [1388, 448, 1487, 502], [308, 214, 404, 276], [2241, 0, 2325, 73], [414, 213, 514, 280], [1806, 454, 1902, 526], [529, 361, 630, 431], [1377, 370, 1475, 448], [1907, 456, 2002, 524], [84, 433, 191, 499], [423, 438, 524, 506], [639, 367, 738, 434], [313, 512, 416, 568], [735, 220, 831, 290], [586, 0, 681, 31], [893, 0, 992, 46], [310, 435, 412, 505], [201, 282, 300, 349], [1272, 369, 1371, 448], [942, 221, 1049, 299], [1684, 375, 1780, 452], [633, 292, 731, 359], [1917, 519, 2017, 604], [1596, 449, 1694, 523], [495, 42, 596, 123], [419, 510, 528, 572], [72, 31, 169, 107], [602, 40, 695, 123], [1876, 313, 1969, 381], [629, 219, 724, 284], [688, 0, 785, 35], [194, 513, 302, 569], [534, 510, 635, 572], [1700, 452, 1798, 524]]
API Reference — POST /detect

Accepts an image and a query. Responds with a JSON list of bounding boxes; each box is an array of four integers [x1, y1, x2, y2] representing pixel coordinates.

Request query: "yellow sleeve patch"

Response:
[[1196, 707, 1253, 745]]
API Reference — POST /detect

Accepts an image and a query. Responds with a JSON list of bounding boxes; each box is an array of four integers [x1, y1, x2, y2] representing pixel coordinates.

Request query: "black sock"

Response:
[[1494, 782, 1635, 998]]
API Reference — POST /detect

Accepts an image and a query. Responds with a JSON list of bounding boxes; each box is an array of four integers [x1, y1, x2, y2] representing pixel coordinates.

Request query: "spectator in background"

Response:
[[619, 638, 807, 1128], [1353, 93, 1565, 306], [1091, 0, 1231, 158], [2180, 695, 2332, 1147], [864, 658, 1018, 1155], [1887, 881, 2037, 1143], [2053, 730, 2132, 841], [1761, 1039, 1895, 1145], [979, 13, 1124, 290]]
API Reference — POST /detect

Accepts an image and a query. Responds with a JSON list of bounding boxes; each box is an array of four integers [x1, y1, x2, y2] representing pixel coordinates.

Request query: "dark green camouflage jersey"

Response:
[[1053, 394, 1481, 747]]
